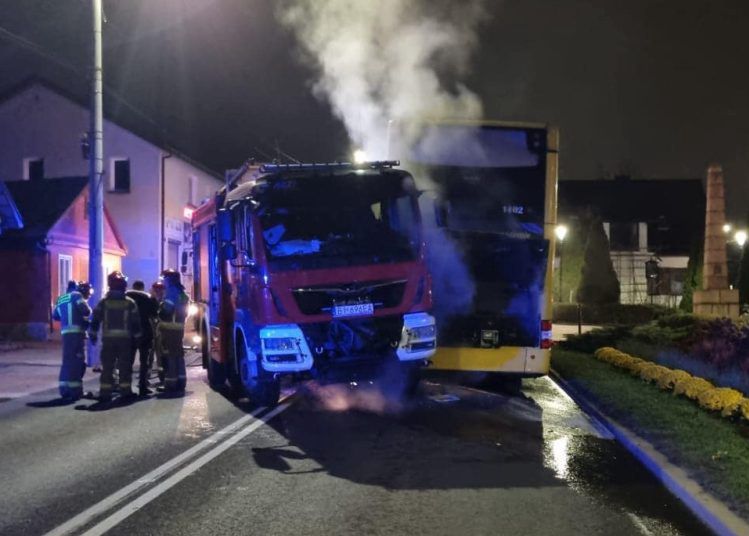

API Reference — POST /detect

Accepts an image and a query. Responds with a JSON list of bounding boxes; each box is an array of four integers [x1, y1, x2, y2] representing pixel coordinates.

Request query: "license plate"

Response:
[[332, 303, 374, 318]]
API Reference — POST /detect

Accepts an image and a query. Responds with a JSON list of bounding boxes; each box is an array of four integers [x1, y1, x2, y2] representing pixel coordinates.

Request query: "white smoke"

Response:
[[278, 0, 487, 158]]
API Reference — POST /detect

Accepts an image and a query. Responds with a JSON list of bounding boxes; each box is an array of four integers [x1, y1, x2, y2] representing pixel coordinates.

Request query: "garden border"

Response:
[[551, 370, 749, 536]]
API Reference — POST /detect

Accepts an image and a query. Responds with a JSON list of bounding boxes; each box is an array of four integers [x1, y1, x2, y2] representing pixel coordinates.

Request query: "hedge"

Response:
[[553, 303, 671, 325]]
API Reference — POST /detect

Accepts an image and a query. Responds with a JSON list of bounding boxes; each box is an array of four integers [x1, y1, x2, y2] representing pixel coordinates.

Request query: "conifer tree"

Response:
[[576, 217, 620, 304]]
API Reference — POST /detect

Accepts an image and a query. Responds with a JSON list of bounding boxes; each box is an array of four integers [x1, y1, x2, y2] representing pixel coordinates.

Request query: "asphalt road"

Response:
[[0, 353, 711, 536]]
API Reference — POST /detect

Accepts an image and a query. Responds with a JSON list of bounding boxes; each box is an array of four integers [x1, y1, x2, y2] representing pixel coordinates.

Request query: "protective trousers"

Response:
[[59, 332, 86, 399], [133, 337, 153, 389], [99, 338, 134, 400], [160, 329, 186, 392]]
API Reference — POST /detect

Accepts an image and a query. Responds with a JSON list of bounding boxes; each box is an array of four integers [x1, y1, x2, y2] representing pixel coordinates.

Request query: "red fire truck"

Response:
[[191, 161, 436, 406]]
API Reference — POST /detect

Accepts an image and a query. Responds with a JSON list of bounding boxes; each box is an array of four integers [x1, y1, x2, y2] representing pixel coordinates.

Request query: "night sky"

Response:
[[1, 0, 748, 217]]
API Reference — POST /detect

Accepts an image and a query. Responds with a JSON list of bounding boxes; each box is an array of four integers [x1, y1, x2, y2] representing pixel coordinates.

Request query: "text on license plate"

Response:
[[332, 303, 374, 318]]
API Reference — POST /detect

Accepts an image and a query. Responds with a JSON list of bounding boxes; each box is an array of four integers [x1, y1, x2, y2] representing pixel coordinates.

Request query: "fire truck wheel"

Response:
[[234, 334, 280, 407], [207, 357, 227, 389]]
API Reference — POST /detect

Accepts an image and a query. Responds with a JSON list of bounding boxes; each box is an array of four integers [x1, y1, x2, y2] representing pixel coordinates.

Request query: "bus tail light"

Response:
[[541, 319, 552, 349]]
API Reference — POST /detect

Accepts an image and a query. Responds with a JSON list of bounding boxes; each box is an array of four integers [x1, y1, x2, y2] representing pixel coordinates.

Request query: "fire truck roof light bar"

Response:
[[259, 161, 400, 173]]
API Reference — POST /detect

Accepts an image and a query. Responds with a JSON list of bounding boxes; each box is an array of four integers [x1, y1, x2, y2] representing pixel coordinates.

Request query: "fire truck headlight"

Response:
[[187, 303, 199, 317], [263, 337, 296, 352], [409, 325, 436, 340]]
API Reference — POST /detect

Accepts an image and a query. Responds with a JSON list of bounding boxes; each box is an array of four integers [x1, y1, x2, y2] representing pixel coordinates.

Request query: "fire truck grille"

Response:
[[292, 280, 407, 316]]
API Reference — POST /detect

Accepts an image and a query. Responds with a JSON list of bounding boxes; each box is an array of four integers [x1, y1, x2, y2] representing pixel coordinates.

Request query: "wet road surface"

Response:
[[0, 355, 711, 536]]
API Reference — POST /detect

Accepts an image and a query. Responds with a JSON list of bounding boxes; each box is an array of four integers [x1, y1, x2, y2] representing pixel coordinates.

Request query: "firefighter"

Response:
[[88, 271, 142, 401], [53, 281, 91, 400], [150, 280, 166, 384], [126, 280, 159, 395], [157, 269, 188, 394], [77, 280, 101, 373]]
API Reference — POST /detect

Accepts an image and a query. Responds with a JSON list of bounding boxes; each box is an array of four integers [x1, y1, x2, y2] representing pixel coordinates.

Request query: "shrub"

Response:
[[674, 377, 714, 400], [553, 303, 670, 325], [697, 387, 744, 415], [559, 326, 631, 353], [656, 369, 692, 390]]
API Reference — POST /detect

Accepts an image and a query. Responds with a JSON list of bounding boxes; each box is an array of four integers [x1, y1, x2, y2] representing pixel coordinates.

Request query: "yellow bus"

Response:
[[400, 121, 559, 389]]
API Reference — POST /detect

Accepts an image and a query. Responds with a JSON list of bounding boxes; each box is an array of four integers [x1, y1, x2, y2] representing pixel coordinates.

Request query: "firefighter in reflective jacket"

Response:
[[158, 269, 188, 393], [88, 272, 142, 401], [53, 280, 92, 400]]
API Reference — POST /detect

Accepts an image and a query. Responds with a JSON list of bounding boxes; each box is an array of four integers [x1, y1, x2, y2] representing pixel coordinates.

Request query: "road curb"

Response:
[[550, 369, 749, 536]]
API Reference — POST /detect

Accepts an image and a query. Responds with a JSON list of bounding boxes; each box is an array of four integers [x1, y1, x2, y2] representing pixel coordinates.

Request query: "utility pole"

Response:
[[88, 0, 104, 298]]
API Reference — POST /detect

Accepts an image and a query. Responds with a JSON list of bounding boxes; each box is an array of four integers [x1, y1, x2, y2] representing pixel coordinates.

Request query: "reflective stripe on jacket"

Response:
[[53, 291, 91, 335], [158, 289, 188, 331], [89, 291, 142, 340]]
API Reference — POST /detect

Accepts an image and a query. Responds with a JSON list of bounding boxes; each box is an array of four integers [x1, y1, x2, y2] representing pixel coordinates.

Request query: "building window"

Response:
[[25, 158, 44, 181], [58, 254, 73, 298], [167, 240, 180, 271], [111, 158, 131, 193]]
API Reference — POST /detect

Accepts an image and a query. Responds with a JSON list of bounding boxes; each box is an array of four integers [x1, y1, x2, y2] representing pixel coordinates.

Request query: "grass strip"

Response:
[[553, 348, 749, 519]]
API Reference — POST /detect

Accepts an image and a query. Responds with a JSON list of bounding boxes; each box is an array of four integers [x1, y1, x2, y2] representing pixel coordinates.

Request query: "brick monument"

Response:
[[693, 164, 739, 318]]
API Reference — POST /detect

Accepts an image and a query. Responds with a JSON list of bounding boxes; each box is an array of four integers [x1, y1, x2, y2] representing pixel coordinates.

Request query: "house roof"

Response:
[[0, 76, 221, 180], [558, 177, 705, 223], [559, 177, 706, 256], [3, 177, 89, 237], [0, 181, 23, 233]]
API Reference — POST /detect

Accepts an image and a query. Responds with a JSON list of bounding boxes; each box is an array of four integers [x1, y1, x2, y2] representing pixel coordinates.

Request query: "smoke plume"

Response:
[[278, 0, 487, 158]]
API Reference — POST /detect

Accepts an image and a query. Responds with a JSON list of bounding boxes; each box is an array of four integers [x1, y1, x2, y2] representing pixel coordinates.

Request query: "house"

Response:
[[0, 177, 126, 339], [558, 176, 705, 306], [0, 78, 224, 291]]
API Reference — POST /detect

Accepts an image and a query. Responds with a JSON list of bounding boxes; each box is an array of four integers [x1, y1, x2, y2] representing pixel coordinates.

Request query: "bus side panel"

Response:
[[431, 346, 526, 372]]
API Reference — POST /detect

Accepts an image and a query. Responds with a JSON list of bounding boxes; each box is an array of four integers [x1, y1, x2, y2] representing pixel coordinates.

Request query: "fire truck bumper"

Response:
[[396, 312, 437, 361], [259, 324, 314, 373]]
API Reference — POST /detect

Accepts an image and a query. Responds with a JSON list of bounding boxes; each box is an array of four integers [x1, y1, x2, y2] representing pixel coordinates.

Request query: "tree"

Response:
[[679, 239, 703, 312], [553, 219, 588, 303], [576, 217, 620, 304]]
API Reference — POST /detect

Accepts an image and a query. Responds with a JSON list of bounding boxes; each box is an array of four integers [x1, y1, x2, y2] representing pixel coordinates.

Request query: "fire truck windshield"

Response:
[[255, 173, 421, 271]]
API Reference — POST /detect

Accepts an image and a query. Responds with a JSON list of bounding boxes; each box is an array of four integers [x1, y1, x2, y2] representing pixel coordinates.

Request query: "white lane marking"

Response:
[[43, 408, 266, 536], [546, 376, 614, 439], [81, 403, 291, 536], [627, 513, 656, 536]]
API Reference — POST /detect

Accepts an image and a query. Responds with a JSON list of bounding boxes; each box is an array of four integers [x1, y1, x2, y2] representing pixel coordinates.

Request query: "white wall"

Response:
[[0, 83, 220, 288]]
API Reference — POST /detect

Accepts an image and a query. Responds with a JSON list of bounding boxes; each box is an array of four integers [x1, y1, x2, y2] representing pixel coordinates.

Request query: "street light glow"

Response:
[[555, 224, 568, 242], [723, 223, 732, 233], [735, 230, 747, 247]]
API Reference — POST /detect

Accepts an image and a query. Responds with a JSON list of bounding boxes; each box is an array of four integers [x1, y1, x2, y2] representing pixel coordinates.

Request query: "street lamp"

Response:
[[555, 224, 568, 302], [723, 223, 733, 234], [735, 230, 748, 247]]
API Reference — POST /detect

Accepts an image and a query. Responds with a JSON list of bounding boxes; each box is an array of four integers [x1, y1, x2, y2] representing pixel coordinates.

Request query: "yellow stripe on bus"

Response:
[[430, 346, 551, 374]]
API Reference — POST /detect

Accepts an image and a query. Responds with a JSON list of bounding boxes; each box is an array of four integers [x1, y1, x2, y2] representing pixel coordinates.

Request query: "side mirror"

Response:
[[217, 209, 234, 243]]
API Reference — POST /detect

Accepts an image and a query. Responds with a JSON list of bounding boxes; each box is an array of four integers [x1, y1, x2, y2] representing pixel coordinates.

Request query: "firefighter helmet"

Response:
[[161, 269, 181, 287], [107, 271, 128, 292], [77, 280, 93, 299]]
